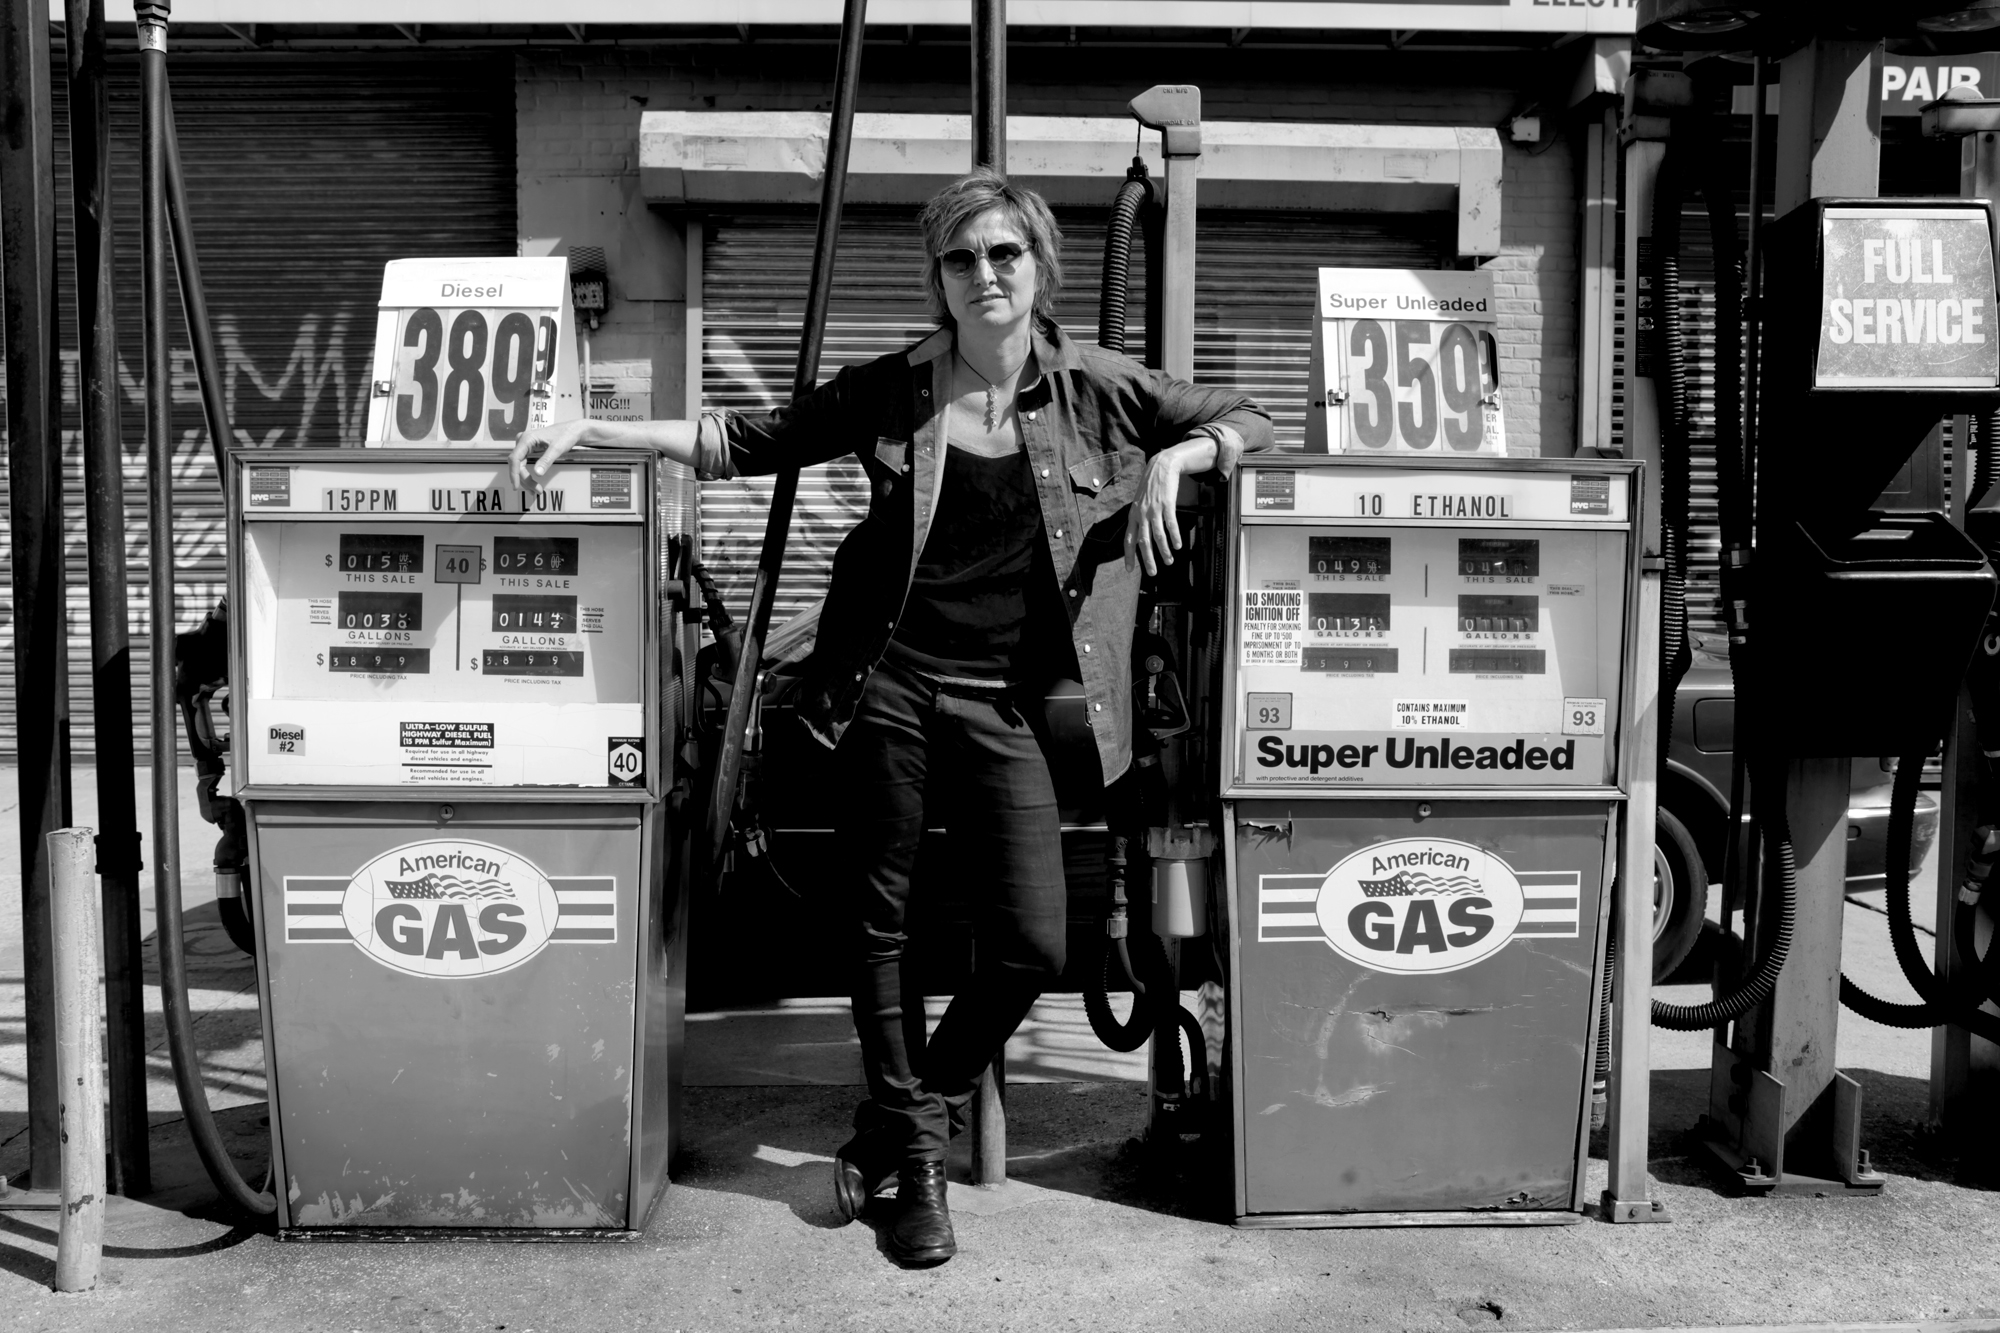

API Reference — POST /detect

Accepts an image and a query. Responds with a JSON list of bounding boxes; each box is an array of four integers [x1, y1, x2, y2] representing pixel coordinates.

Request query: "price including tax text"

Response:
[[391, 306, 557, 444]]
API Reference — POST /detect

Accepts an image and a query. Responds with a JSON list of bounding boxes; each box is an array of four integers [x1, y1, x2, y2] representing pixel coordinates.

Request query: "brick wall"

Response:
[[517, 43, 1580, 453]]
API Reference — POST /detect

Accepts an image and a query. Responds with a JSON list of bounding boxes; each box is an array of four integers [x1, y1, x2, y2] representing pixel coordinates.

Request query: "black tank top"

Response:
[[887, 446, 1073, 681]]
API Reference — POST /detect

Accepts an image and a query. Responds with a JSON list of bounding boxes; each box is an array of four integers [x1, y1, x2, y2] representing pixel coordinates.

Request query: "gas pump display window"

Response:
[[1308, 535, 1390, 576], [236, 455, 649, 788], [1232, 464, 1631, 790]]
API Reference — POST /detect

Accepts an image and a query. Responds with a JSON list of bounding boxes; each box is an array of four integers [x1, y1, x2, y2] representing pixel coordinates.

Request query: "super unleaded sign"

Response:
[[1817, 207, 2000, 389]]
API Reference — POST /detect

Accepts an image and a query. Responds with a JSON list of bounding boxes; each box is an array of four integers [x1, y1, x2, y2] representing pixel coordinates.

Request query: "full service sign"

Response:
[[1256, 838, 1581, 975], [1817, 208, 2000, 388], [1307, 268, 1508, 457]]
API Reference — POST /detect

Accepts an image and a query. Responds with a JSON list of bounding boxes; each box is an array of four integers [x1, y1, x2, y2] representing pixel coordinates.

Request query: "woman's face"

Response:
[[939, 207, 1039, 337]]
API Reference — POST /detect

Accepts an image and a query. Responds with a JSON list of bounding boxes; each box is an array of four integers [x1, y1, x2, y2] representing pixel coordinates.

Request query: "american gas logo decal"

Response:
[[1257, 838, 1579, 974], [281, 839, 615, 979]]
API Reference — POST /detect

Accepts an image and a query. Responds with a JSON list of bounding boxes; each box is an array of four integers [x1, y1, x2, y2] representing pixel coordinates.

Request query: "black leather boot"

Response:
[[832, 1125, 900, 1223], [886, 1159, 956, 1266]]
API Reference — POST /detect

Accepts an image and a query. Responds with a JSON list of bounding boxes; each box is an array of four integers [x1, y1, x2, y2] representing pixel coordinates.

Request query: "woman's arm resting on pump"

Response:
[[509, 417, 702, 491], [1125, 426, 1242, 578]]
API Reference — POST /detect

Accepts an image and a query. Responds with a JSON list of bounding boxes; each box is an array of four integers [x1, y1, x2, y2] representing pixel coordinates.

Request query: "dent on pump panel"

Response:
[[1233, 465, 1631, 790]]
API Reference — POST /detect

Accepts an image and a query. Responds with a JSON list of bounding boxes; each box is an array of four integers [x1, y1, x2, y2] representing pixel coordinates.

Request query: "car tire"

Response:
[[1653, 806, 1707, 983]]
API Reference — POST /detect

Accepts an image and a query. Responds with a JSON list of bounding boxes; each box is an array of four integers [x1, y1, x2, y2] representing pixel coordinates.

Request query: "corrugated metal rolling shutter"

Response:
[[0, 55, 514, 757], [699, 207, 1448, 622]]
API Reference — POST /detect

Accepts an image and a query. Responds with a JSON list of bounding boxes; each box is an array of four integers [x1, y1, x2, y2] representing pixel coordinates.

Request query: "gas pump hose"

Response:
[[1836, 752, 2000, 1043], [1097, 160, 1153, 356], [1638, 130, 1789, 1031], [139, 8, 277, 1217]]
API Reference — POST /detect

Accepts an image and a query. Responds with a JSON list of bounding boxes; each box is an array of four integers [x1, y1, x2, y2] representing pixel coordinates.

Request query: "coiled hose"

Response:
[[1837, 754, 2000, 1043], [1976, 409, 2000, 509], [1097, 160, 1151, 354], [1084, 832, 1173, 1051]]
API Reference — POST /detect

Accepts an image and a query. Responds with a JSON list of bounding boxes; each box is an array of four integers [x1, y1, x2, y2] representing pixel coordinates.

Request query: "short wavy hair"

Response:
[[917, 167, 1064, 328]]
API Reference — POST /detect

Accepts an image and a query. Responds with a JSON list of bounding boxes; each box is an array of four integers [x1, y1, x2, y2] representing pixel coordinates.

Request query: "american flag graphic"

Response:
[[385, 873, 514, 901], [1359, 870, 1482, 898]]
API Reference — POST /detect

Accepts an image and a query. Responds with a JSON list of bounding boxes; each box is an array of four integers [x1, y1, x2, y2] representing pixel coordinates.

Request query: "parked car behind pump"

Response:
[[1653, 634, 1939, 980]]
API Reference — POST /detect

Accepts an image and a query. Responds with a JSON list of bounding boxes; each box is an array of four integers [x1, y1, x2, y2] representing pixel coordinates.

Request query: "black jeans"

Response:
[[836, 657, 1068, 1162]]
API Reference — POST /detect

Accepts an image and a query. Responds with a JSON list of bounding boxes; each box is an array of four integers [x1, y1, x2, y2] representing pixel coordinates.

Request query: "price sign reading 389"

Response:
[[391, 307, 557, 444]]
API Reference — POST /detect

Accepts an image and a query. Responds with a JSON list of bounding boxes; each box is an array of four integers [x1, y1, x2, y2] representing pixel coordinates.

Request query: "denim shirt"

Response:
[[696, 320, 1273, 784]]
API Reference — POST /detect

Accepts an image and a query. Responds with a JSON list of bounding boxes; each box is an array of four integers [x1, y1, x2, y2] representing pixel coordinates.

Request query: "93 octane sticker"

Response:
[[1563, 698, 1607, 737]]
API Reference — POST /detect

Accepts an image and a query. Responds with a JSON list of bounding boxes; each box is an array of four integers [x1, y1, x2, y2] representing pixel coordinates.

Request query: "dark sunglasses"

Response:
[[938, 242, 1029, 279]]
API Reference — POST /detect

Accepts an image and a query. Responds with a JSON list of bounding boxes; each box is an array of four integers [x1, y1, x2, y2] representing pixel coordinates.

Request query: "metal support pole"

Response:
[[65, 0, 150, 1197], [972, 0, 1005, 173], [1729, 37, 1881, 1190], [1603, 130, 1666, 1221], [966, 0, 1008, 1181], [1, 0, 73, 1190], [49, 829, 105, 1292]]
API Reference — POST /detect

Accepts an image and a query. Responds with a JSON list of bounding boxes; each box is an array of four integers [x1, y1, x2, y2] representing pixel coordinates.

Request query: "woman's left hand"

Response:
[[1126, 450, 1187, 577]]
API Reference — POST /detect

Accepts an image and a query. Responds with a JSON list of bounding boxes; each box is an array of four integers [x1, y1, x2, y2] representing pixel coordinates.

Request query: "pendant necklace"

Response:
[[957, 351, 1021, 431]]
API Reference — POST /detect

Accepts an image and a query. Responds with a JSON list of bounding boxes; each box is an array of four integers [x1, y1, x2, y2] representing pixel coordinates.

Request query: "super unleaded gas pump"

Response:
[[1215, 266, 1639, 1224], [222, 253, 698, 1234]]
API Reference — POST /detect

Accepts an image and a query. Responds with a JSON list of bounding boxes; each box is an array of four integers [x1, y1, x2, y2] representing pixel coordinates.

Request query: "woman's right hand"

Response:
[[508, 417, 593, 492]]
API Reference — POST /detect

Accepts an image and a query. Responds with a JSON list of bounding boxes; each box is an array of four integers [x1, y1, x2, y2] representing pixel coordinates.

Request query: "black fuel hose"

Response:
[[1975, 408, 2000, 508], [1647, 768, 1797, 1030], [1838, 754, 2000, 1043], [138, 2, 275, 1218], [1097, 160, 1152, 355], [1083, 833, 1171, 1051], [1653, 147, 1693, 766]]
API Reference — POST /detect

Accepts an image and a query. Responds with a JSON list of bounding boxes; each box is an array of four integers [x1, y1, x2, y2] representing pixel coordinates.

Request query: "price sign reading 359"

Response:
[[390, 306, 557, 444]]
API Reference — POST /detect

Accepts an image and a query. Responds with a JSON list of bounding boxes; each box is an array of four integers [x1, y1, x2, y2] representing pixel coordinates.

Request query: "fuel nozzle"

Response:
[[1959, 824, 2000, 908]]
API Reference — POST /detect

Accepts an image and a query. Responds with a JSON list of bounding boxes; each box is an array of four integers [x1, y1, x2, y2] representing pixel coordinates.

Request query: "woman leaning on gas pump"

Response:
[[511, 168, 1270, 1266]]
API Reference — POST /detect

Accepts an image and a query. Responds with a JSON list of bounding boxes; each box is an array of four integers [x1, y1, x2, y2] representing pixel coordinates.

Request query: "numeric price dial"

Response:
[[492, 594, 578, 634], [337, 591, 424, 632], [493, 536, 579, 576], [1306, 592, 1392, 633], [389, 306, 556, 444], [1459, 538, 1540, 577], [337, 534, 424, 573], [481, 650, 585, 678], [1456, 594, 1539, 633], [329, 648, 432, 674], [1308, 535, 1391, 576]]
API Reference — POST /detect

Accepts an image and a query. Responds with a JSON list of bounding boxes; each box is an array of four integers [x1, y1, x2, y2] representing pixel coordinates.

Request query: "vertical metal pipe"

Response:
[[138, 0, 276, 1219], [972, 0, 1005, 172], [163, 96, 231, 476], [705, 0, 868, 868], [65, 0, 150, 1197], [49, 827, 105, 1292], [1, 0, 73, 1188]]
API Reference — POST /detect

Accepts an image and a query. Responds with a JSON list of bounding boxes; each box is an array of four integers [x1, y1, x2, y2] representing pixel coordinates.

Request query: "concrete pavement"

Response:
[[2, 765, 1998, 1332]]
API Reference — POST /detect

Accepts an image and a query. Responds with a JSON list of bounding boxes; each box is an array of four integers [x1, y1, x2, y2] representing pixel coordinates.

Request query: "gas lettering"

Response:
[[1311, 838, 1529, 975]]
